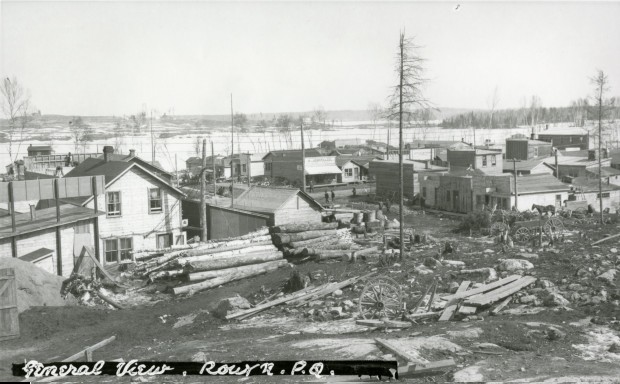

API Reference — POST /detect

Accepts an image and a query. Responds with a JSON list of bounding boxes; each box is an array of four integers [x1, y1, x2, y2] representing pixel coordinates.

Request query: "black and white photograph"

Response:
[[1, 0, 620, 382]]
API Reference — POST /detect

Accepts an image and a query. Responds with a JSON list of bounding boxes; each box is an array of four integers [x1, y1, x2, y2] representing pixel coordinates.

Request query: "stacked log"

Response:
[[131, 227, 290, 295]]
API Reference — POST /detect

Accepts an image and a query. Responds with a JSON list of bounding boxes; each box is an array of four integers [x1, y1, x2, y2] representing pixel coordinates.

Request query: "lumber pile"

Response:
[[437, 275, 537, 321], [272, 222, 382, 262], [130, 227, 291, 295]]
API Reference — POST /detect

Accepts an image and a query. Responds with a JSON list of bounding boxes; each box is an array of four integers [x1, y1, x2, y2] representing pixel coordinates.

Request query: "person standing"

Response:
[[324, 190, 330, 204], [331, 189, 336, 203]]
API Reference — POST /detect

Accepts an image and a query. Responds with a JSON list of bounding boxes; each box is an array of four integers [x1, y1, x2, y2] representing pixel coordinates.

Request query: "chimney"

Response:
[[129, 149, 136, 157], [103, 146, 114, 162], [588, 149, 596, 161], [530, 133, 535, 140]]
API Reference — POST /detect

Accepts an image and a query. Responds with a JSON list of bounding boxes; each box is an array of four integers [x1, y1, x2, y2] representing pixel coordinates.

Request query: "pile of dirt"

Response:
[[0, 257, 76, 313]]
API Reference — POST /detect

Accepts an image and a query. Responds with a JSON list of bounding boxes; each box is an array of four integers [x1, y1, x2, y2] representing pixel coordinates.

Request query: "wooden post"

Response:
[[398, 32, 404, 261], [54, 178, 62, 276], [247, 153, 251, 187], [230, 94, 235, 207], [301, 118, 306, 192], [92, 176, 101, 262], [513, 158, 518, 210], [200, 139, 207, 242], [211, 141, 216, 197]]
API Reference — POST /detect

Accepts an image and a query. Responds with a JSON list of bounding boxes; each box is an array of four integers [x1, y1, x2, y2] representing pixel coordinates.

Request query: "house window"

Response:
[[265, 162, 272, 171], [597, 192, 611, 199], [75, 220, 90, 234], [482, 155, 488, 167], [104, 237, 133, 263], [242, 164, 247, 173], [106, 191, 121, 217], [157, 233, 172, 249], [149, 188, 162, 213], [491, 155, 497, 166], [344, 168, 353, 177]]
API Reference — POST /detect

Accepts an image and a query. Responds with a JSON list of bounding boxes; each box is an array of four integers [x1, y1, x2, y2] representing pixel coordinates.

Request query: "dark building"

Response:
[[505, 137, 553, 160]]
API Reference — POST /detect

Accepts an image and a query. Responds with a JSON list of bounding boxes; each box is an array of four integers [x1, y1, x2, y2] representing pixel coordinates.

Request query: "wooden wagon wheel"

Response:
[[513, 227, 531, 242], [358, 276, 403, 320], [490, 222, 510, 237], [543, 217, 564, 238]]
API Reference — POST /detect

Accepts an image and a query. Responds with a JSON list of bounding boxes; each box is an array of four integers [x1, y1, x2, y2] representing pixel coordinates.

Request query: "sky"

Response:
[[1, 1, 620, 116]]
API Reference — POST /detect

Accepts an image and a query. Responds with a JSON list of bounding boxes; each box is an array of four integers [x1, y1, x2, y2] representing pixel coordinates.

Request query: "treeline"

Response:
[[440, 98, 620, 129]]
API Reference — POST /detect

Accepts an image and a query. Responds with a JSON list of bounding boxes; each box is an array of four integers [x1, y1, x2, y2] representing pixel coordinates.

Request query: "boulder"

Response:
[[597, 269, 617, 285], [423, 257, 442, 268], [544, 292, 570, 307], [443, 260, 466, 268], [519, 295, 538, 304], [547, 327, 566, 341], [342, 300, 355, 310], [213, 296, 252, 319], [536, 279, 554, 289], [329, 306, 343, 317], [497, 259, 534, 272], [332, 289, 343, 297], [448, 282, 460, 293]]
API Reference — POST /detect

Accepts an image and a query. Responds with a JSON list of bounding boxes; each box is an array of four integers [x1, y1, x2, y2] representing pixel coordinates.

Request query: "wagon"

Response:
[[512, 217, 565, 242]]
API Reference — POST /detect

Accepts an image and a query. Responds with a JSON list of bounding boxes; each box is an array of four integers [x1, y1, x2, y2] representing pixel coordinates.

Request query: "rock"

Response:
[[576, 268, 590, 277], [329, 307, 343, 316], [308, 300, 324, 307], [519, 295, 538, 304], [448, 282, 460, 293], [483, 249, 494, 254], [568, 292, 581, 302], [332, 289, 343, 297], [453, 366, 484, 382], [611, 248, 618, 254], [442, 260, 466, 268], [544, 292, 570, 307], [537, 279, 555, 289], [546, 327, 566, 341], [306, 308, 315, 316], [342, 300, 355, 310], [568, 283, 585, 292], [597, 269, 617, 284], [423, 257, 442, 268], [459, 268, 497, 281], [608, 343, 620, 353], [497, 259, 534, 271], [213, 296, 251, 319], [519, 252, 539, 259]]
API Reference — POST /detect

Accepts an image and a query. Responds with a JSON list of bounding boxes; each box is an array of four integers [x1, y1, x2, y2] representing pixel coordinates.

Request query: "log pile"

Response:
[[131, 228, 291, 295], [271, 222, 370, 262]]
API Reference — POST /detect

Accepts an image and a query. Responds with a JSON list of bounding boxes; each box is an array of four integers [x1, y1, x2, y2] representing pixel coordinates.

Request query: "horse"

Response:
[[532, 204, 555, 215]]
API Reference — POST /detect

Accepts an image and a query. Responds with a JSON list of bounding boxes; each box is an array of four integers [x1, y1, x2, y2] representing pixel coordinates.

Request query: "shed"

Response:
[[232, 186, 323, 226], [18, 247, 54, 274]]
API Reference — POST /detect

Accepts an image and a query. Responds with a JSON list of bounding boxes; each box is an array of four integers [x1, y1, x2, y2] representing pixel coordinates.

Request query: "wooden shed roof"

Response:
[[232, 186, 323, 214]]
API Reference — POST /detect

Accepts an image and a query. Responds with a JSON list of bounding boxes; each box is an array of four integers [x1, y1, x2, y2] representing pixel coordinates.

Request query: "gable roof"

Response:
[[262, 149, 323, 160], [232, 186, 323, 214], [64, 159, 185, 206], [96, 153, 170, 176], [502, 157, 555, 173]]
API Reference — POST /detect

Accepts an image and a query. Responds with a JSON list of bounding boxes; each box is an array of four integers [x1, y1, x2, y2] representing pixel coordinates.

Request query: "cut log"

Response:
[[184, 241, 274, 257], [148, 269, 185, 281], [271, 222, 338, 233], [289, 235, 339, 248], [352, 246, 380, 257], [407, 311, 441, 320], [442, 275, 521, 301], [178, 244, 278, 264], [312, 249, 354, 261], [95, 290, 126, 310], [290, 272, 376, 307], [303, 246, 353, 256], [173, 259, 290, 295], [356, 319, 385, 328], [187, 258, 288, 281], [272, 230, 338, 245], [465, 276, 536, 306], [592, 233, 620, 245], [185, 251, 283, 273], [283, 247, 309, 258]]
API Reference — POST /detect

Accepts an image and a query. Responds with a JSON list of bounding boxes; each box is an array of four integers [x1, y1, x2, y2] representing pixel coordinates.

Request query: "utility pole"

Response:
[[150, 110, 154, 163], [200, 139, 207, 242], [247, 152, 251, 188], [211, 141, 216, 199], [506, 158, 521, 210], [230, 94, 235, 207], [554, 148, 559, 179], [175, 153, 179, 187], [398, 33, 405, 261], [301, 117, 306, 192]]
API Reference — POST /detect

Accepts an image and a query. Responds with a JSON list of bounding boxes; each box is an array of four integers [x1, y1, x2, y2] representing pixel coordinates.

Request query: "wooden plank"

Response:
[[407, 311, 441, 320], [458, 305, 477, 315], [375, 338, 423, 364], [442, 275, 521, 301], [356, 319, 385, 327], [438, 280, 472, 321], [0, 268, 19, 341], [82, 246, 126, 288], [491, 297, 512, 315], [592, 233, 620, 245], [456, 280, 472, 294], [465, 276, 537, 306]]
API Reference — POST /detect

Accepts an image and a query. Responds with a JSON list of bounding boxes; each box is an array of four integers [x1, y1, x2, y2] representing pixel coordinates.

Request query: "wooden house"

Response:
[[232, 186, 323, 226], [263, 150, 340, 186], [447, 148, 504, 175], [370, 159, 448, 201], [335, 156, 380, 183], [536, 127, 590, 150], [505, 137, 553, 160], [64, 146, 186, 265], [229, 153, 267, 180], [27, 145, 54, 157]]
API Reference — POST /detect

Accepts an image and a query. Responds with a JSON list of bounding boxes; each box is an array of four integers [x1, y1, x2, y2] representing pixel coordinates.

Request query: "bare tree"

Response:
[[590, 70, 616, 223], [385, 31, 431, 260], [311, 106, 326, 128], [529, 95, 542, 127], [487, 86, 500, 129], [69, 116, 93, 152], [1, 77, 33, 162], [113, 119, 126, 152], [194, 136, 202, 157]]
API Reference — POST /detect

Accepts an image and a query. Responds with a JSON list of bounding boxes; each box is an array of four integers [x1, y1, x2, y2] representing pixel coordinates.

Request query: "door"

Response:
[[157, 233, 173, 249], [354, 167, 359, 181], [453, 190, 460, 212], [0, 268, 19, 341], [555, 194, 562, 209]]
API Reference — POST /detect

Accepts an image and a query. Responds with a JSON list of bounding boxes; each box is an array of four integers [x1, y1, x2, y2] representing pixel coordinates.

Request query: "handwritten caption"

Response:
[[14, 360, 397, 379]]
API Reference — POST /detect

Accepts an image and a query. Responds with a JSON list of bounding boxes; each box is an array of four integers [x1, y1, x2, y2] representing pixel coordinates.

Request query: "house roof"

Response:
[[28, 145, 53, 152], [514, 174, 571, 194], [585, 166, 620, 177], [537, 127, 589, 136], [408, 140, 461, 148], [336, 155, 381, 169], [65, 159, 185, 206], [262, 149, 323, 160], [572, 177, 620, 192], [372, 158, 448, 171], [0, 205, 103, 240], [506, 138, 552, 146], [96, 153, 170, 176], [19, 247, 54, 263], [305, 164, 343, 175], [502, 157, 555, 172], [232, 186, 323, 214]]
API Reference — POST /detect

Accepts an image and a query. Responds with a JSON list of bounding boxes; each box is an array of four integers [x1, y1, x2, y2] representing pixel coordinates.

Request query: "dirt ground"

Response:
[[3, 197, 620, 382]]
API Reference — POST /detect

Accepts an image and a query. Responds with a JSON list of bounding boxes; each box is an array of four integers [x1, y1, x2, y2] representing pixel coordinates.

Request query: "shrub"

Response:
[[457, 210, 492, 232]]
